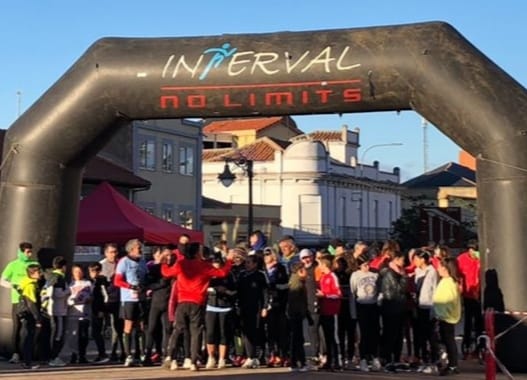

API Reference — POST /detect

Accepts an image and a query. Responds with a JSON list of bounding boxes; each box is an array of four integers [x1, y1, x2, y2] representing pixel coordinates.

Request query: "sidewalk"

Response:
[[0, 355, 524, 380]]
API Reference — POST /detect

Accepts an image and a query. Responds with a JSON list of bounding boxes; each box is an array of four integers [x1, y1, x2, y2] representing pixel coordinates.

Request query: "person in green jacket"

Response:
[[0, 242, 38, 363], [433, 257, 462, 376]]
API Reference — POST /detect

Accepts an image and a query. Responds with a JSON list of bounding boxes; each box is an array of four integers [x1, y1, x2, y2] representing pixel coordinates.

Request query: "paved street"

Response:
[[0, 360, 523, 380]]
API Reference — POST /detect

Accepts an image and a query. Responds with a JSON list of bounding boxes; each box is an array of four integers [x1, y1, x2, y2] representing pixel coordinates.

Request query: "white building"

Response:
[[202, 121, 402, 246]]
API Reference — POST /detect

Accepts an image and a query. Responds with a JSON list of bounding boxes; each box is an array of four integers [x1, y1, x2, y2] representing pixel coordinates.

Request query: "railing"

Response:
[[291, 224, 392, 244]]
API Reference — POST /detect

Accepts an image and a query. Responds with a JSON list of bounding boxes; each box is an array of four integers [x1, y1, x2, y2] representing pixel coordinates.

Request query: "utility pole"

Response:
[[422, 117, 429, 173]]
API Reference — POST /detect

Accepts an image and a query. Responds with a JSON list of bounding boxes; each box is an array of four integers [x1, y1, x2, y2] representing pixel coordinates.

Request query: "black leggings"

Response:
[[381, 311, 404, 364], [241, 310, 261, 358], [416, 308, 439, 363], [320, 314, 339, 368], [265, 307, 288, 357], [145, 305, 170, 355], [205, 310, 231, 346], [357, 303, 379, 360], [338, 301, 356, 360], [439, 321, 458, 368]]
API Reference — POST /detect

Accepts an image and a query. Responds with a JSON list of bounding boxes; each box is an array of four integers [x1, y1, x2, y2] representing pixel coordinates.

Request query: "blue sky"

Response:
[[0, 1, 525, 181]]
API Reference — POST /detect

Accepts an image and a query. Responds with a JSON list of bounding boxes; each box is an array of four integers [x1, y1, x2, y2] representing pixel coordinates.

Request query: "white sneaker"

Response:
[[170, 359, 179, 371], [217, 358, 226, 369], [372, 357, 382, 371], [9, 353, 20, 364], [49, 357, 67, 367], [298, 366, 308, 372], [242, 358, 259, 368], [360, 359, 370, 372], [182, 358, 192, 369], [123, 355, 134, 367], [190, 363, 198, 371], [162, 356, 171, 369], [422, 364, 438, 374], [206, 356, 216, 369]]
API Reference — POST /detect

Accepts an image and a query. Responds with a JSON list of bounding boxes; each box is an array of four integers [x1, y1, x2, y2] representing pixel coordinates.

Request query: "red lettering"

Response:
[[343, 88, 362, 102], [224, 94, 242, 107], [301, 90, 309, 104], [160, 95, 179, 109], [249, 93, 256, 106], [265, 92, 293, 106], [315, 90, 332, 103], [187, 95, 206, 108]]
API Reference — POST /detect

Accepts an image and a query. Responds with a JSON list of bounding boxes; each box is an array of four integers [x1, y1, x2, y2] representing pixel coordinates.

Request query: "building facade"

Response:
[[202, 120, 402, 246], [98, 118, 203, 230]]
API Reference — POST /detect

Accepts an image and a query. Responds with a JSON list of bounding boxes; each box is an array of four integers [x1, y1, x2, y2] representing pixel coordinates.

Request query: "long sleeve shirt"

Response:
[[318, 272, 341, 316], [161, 258, 232, 305], [433, 276, 461, 324], [350, 270, 379, 304], [415, 265, 438, 309]]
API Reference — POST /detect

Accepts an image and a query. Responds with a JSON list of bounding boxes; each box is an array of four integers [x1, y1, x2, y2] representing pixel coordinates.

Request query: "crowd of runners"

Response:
[[1, 232, 489, 376]]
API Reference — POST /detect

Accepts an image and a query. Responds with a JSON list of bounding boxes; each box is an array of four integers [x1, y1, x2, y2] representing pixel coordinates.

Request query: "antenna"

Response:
[[422, 117, 429, 172], [16, 90, 22, 117]]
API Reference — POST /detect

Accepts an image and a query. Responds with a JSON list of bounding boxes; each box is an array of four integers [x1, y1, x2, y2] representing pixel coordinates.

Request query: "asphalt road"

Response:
[[0, 361, 522, 380]]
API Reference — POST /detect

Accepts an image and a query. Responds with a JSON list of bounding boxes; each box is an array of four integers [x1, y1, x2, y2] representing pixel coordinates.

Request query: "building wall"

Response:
[[202, 138, 401, 245], [129, 119, 202, 229]]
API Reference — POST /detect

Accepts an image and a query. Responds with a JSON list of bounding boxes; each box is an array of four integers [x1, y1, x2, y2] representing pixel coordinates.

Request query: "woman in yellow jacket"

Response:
[[433, 257, 461, 376]]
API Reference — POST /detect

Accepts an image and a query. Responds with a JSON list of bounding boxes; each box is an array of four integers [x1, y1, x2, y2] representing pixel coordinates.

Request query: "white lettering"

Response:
[[336, 46, 361, 70], [251, 52, 279, 75], [228, 51, 254, 76], [301, 46, 335, 73], [284, 50, 310, 73]]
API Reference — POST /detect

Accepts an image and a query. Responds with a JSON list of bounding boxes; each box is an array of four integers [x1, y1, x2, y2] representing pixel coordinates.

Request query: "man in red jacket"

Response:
[[457, 239, 482, 358], [161, 242, 233, 371]]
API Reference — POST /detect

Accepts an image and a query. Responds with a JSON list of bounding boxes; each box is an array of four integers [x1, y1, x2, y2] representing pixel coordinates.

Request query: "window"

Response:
[[162, 205, 174, 223], [162, 142, 173, 172], [139, 138, 156, 170], [179, 145, 194, 175], [179, 208, 193, 228]]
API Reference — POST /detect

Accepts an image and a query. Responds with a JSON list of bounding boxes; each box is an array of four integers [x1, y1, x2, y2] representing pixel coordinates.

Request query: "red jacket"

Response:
[[319, 272, 342, 316], [161, 258, 232, 305], [369, 254, 390, 272], [457, 251, 480, 300]]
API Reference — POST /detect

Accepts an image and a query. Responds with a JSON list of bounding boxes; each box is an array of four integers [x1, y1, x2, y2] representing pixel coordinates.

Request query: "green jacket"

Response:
[[1, 250, 39, 303]]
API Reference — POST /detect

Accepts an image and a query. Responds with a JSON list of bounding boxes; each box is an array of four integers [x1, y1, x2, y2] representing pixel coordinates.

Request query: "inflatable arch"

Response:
[[1, 21, 527, 365]]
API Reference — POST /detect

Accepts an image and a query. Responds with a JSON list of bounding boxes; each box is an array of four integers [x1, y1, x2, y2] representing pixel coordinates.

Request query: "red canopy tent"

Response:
[[76, 182, 203, 245]]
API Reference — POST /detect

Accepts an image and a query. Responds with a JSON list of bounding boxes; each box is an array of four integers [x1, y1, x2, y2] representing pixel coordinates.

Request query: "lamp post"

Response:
[[218, 158, 254, 239], [360, 142, 404, 170], [359, 142, 403, 240]]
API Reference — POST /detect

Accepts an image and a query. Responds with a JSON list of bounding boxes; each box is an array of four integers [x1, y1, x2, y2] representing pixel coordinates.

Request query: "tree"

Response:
[[390, 206, 423, 251]]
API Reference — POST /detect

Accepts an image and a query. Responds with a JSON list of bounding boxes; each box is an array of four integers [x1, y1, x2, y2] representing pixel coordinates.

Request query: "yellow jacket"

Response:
[[433, 277, 461, 324]]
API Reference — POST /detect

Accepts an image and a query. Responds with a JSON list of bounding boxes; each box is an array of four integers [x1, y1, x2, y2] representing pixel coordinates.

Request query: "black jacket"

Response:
[[378, 266, 408, 314]]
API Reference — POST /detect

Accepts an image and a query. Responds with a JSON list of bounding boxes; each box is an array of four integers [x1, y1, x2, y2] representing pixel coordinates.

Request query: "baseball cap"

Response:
[[299, 248, 313, 259]]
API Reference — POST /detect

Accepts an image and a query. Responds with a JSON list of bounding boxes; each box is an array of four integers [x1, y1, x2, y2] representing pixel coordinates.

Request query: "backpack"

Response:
[[13, 286, 32, 320]]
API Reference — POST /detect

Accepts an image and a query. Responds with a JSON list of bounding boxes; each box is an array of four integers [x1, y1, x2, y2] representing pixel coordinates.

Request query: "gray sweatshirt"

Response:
[[415, 265, 438, 309], [350, 270, 379, 304]]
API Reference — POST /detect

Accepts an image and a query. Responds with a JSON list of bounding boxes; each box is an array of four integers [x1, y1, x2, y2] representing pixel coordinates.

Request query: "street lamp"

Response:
[[218, 157, 254, 239], [360, 142, 404, 167]]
